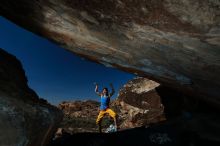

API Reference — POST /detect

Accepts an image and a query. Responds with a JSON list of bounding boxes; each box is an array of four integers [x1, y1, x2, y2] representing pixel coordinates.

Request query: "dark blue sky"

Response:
[[0, 16, 134, 105]]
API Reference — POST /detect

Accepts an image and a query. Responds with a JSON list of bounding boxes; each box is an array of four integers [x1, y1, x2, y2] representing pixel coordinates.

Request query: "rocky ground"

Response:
[[49, 122, 220, 146], [58, 100, 99, 133]]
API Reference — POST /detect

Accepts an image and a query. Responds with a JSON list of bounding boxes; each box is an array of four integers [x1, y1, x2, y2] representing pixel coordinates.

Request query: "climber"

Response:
[[94, 83, 117, 133]]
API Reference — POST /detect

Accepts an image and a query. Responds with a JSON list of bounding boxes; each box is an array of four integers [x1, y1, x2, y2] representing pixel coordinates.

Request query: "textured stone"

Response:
[[114, 77, 165, 129], [0, 48, 63, 146], [0, 0, 220, 106]]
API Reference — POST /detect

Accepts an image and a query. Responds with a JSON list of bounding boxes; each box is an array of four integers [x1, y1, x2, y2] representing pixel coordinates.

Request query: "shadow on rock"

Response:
[[48, 121, 220, 146]]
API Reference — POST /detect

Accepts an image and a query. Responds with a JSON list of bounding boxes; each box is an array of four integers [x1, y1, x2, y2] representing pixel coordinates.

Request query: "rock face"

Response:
[[0, 48, 63, 146], [0, 0, 220, 106], [57, 78, 165, 133], [114, 77, 165, 129], [116, 79, 220, 144]]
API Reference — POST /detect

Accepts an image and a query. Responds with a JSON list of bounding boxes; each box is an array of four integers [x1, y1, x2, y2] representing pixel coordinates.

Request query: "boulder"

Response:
[[116, 77, 220, 143], [0, 48, 63, 146], [114, 77, 165, 129], [0, 0, 220, 106]]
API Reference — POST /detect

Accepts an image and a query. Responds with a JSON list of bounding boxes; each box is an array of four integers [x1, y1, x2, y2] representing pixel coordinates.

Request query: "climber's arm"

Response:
[[95, 84, 101, 96]]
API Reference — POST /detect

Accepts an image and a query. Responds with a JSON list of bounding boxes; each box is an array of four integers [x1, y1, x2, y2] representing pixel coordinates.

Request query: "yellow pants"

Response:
[[96, 108, 116, 125]]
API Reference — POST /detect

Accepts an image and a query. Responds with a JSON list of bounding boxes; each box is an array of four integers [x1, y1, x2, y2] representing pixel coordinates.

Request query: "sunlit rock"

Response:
[[114, 77, 165, 129]]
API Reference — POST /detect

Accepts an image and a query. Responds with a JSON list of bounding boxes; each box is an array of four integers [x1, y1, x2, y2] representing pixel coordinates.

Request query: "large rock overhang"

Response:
[[0, 0, 220, 106]]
